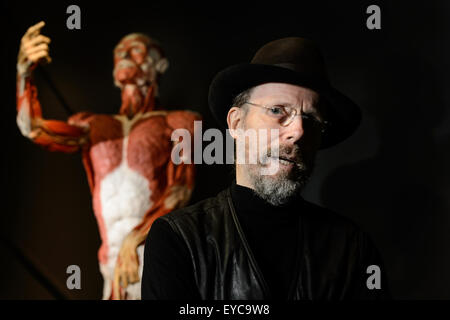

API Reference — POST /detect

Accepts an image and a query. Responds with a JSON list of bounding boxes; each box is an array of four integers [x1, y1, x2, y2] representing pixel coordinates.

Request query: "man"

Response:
[[16, 21, 200, 299], [142, 37, 389, 299]]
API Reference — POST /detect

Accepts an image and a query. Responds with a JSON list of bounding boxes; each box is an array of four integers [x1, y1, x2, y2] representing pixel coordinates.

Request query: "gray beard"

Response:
[[247, 145, 314, 206]]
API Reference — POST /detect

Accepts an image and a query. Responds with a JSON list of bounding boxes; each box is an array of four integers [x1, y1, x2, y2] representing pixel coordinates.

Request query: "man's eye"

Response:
[[269, 106, 285, 116]]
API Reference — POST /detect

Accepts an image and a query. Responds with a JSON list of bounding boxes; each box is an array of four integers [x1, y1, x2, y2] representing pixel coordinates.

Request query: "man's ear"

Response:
[[227, 106, 243, 139], [155, 58, 169, 74]]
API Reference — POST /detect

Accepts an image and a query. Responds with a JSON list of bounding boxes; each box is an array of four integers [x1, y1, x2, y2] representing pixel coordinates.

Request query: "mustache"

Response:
[[262, 145, 314, 172], [264, 145, 307, 168]]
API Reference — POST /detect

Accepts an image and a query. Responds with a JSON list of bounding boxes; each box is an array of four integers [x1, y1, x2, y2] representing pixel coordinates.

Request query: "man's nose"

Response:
[[280, 115, 304, 144]]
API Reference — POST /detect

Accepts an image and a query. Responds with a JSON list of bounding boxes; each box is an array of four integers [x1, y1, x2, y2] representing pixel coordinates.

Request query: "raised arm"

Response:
[[16, 21, 89, 153], [113, 110, 202, 299]]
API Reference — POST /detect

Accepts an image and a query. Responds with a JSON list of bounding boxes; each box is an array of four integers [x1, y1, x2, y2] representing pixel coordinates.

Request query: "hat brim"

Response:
[[208, 63, 361, 149]]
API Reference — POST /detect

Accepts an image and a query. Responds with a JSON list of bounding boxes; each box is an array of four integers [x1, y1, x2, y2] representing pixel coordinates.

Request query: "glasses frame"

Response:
[[242, 101, 329, 133]]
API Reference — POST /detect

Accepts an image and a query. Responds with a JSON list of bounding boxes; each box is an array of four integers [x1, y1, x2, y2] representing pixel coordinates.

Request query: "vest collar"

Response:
[[225, 187, 304, 300]]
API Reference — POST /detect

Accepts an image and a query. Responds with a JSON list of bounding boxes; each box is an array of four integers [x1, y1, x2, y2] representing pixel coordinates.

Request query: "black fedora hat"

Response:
[[208, 37, 361, 149]]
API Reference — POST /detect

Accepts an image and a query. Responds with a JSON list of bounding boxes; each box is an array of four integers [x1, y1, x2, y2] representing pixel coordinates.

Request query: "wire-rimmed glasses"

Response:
[[242, 101, 328, 133]]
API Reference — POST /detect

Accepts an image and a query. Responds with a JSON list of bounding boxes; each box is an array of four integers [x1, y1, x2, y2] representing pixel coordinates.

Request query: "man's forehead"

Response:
[[251, 82, 320, 102]]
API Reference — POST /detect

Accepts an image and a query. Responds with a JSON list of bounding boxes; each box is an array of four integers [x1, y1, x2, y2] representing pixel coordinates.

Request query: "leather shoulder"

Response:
[[299, 200, 371, 271], [159, 189, 231, 237]]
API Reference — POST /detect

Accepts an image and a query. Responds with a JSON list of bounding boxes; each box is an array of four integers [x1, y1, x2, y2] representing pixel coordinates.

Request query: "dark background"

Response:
[[1, 0, 449, 299]]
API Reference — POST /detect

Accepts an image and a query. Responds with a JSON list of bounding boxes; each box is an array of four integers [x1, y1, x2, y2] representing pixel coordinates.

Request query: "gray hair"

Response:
[[232, 87, 254, 113]]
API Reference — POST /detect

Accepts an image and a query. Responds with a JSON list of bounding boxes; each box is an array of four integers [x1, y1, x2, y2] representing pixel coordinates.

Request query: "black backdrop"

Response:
[[1, 0, 450, 299]]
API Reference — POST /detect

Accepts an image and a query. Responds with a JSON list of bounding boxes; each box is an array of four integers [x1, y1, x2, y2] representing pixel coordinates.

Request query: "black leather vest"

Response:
[[160, 188, 389, 300]]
